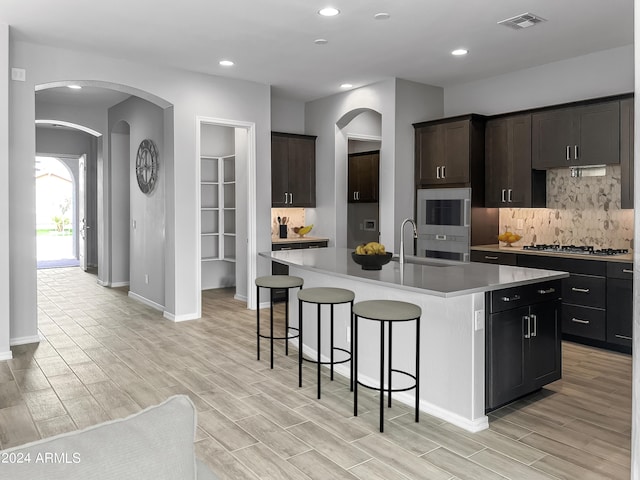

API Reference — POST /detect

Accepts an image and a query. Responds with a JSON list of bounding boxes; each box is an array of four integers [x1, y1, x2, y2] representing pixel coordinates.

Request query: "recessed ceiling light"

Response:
[[451, 49, 468, 56], [318, 7, 340, 17], [219, 60, 234, 67], [67, 85, 82, 90], [374, 12, 390, 20], [314, 38, 328, 45], [340, 83, 353, 89]]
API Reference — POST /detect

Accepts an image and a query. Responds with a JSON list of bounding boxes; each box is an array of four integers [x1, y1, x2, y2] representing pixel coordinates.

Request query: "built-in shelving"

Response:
[[200, 155, 235, 262]]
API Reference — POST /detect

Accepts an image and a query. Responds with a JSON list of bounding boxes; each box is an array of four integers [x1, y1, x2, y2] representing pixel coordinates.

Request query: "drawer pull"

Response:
[[501, 294, 521, 302], [280, 247, 293, 250], [571, 318, 590, 325], [623, 269, 633, 274], [615, 334, 632, 340], [308, 245, 320, 249], [571, 287, 590, 293], [484, 256, 499, 260], [537, 287, 556, 294], [530, 314, 537, 337], [524, 315, 531, 339]]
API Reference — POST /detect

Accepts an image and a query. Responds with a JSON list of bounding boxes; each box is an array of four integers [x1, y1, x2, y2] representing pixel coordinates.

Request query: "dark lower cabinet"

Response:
[[486, 281, 561, 411], [606, 262, 633, 348], [271, 240, 328, 301]]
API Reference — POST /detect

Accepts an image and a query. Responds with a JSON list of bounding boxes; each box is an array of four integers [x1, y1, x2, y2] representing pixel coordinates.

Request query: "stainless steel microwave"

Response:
[[416, 188, 471, 262]]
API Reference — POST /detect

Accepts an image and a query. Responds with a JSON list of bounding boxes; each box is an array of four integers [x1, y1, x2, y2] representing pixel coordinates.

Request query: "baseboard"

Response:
[[293, 340, 489, 433], [10, 334, 42, 346], [111, 281, 130, 288], [97, 279, 109, 287], [0, 350, 13, 360], [127, 291, 164, 312], [234, 293, 247, 303], [163, 311, 200, 322]]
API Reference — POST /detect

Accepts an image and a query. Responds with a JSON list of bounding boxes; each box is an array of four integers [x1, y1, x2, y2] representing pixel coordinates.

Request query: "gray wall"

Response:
[[0, 23, 9, 356], [109, 126, 130, 285], [444, 45, 633, 116], [271, 95, 305, 134], [109, 96, 166, 308], [7, 39, 271, 344]]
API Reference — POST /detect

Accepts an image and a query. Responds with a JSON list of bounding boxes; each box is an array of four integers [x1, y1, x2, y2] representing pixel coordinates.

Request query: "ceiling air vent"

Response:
[[498, 12, 546, 30]]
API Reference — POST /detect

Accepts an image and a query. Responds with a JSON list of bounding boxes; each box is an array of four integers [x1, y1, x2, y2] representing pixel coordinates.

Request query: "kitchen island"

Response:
[[261, 247, 569, 432]]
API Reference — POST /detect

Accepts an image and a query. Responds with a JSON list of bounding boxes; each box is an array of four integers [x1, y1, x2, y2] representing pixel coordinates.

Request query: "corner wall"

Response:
[[0, 23, 10, 358]]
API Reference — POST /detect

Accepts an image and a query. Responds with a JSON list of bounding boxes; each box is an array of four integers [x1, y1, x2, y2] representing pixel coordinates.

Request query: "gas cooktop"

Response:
[[522, 244, 629, 256]]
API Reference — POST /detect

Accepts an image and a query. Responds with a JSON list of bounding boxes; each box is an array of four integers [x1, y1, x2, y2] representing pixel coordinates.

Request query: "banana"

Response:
[[355, 242, 386, 255], [298, 224, 313, 235]]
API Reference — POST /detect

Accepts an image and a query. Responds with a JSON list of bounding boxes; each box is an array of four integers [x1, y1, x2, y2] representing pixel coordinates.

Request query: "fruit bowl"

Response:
[[498, 232, 522, 247], [351, 252, 393, 270], [293, 224, 313, 237]]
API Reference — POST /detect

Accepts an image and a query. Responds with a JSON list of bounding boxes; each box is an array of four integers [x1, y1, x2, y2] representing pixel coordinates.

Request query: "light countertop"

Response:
[[271, 236, 330, 244], [471, 244, 633, 263], [261, 247, 568, 298]]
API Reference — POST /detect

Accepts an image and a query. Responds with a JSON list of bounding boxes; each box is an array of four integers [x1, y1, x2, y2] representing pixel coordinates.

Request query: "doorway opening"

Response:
[[35, 155, 79, 269]]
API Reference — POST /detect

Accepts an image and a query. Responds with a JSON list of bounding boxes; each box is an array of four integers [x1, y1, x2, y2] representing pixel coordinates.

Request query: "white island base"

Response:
[[264, 247, 568, 433], [288, 264, 488, 432]]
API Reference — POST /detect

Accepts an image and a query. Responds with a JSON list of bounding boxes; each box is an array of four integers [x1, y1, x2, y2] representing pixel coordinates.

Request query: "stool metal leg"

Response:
[[353, 314, 359, 417], [256, 285, 260, 361], [269, 288, 274, 369], [388, 321, 392, 408], [298, 299, 303, 387], [350, 301, 354, 392], [416, 317, 420, 423], [285, 288, 290, 356], [330, 304, 334, 381], [317, 303, 321, 399], [379, 320, 385, 432]]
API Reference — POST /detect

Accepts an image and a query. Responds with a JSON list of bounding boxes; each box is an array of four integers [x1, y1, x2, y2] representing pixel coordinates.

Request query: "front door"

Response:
[[78, 155, 88, 271]]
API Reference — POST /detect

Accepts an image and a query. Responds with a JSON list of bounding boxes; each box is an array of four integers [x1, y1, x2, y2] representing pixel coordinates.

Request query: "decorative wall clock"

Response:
[[135, 139, 159, 194]]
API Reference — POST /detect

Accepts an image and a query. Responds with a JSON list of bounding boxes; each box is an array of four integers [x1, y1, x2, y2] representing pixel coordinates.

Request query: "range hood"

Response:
[[568, 165, 606, 177]]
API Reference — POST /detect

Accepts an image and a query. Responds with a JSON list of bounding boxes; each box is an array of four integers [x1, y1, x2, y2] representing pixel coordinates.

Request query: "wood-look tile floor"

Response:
[[0, 267, 632, 479]]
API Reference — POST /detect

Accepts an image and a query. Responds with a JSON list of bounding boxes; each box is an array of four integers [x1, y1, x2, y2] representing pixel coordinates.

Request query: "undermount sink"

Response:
[[391, 255, 452, 267]]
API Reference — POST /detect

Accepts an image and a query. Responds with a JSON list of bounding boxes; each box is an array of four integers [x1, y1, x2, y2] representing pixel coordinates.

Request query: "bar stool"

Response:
[[297, 287, 355, 399], [255, 275, 304, 369], [353, 299, 421, 432]]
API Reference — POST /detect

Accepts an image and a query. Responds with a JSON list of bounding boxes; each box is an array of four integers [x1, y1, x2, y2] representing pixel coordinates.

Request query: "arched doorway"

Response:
[[35, 156, 78, 268]]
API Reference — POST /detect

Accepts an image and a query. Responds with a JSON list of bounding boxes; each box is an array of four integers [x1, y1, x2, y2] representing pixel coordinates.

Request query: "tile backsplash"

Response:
[[271, 208, 306, 237], [500, 165, 634, 249]]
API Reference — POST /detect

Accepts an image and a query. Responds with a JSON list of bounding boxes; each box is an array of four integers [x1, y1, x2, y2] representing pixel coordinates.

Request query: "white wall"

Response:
[[305, 78, 444, 253], [109, 96, 166, 307], [394, 79, 444, 250], [444, 45, 634, 116], [271, 95, 305, 134], [0, 23, 10, 357], [8, 39, 271, 343]]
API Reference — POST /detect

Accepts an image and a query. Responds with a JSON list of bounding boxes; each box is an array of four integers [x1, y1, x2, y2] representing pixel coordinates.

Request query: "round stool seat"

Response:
[[255, 275, 304, 289], [298, 287, 355, 305], [353, 300, 421, 321]]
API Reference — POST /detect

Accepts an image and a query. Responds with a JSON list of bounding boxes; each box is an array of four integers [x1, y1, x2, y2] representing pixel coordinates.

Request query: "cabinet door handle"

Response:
[[484, 256, 499, 260], [289, 193, 293, 204], [524, 315, 531, 339], [571, 287, 590, 293], [442, 165, 446, 178], [353, 192, 356, 201], [501, 294, 521, 302], [574, 145, 579, 160], [501, 189, 506, 203], [508, 189, 513, 202], [530, 314, 537, 337], [436, 166, 441, 179], [280, 247, 293, 250], [571, 318, 590, 324], [357, 191, 360, 200], [308, 245, 320, 249], [537, 287, 556, 294], [615, 334, 632, 340], [566, 145, 571, 161], [284, 192, 288, 204], [623, 269, 633, 274]]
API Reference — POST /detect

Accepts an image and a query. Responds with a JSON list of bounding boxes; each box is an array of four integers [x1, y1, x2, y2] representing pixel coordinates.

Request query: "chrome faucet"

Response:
[[400, 218, 418, 265]]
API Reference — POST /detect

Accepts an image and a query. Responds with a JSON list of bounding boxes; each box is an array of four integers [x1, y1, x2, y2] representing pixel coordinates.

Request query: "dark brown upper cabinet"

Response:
[[485, 114, 543, 208], [348, 150, 379, 203], [271, 132, 316, 208], [532, 100, 620, 169], [620, 98, 634, 209], [414, 115, 486, 187]]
